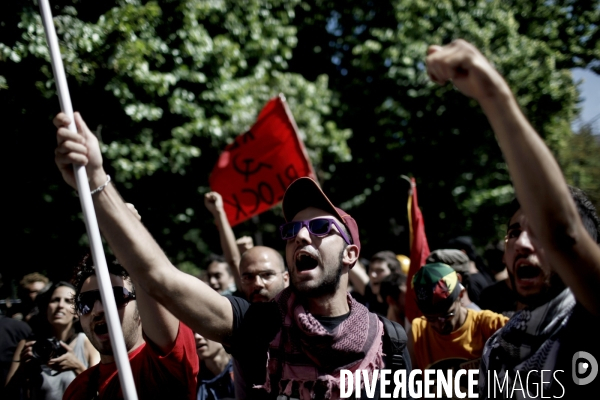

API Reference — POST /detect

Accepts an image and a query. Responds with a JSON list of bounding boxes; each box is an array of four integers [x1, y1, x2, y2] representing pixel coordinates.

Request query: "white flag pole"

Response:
[[38, 1, 138, 399]]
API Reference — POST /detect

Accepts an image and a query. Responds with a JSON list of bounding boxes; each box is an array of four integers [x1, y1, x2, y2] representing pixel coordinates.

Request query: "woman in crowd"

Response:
[[5, 281, 99, 399]]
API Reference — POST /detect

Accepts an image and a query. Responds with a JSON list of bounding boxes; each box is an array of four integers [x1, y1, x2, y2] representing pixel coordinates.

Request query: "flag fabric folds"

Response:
[[406, 177, 431, 323], [209, 95, 315, 226]]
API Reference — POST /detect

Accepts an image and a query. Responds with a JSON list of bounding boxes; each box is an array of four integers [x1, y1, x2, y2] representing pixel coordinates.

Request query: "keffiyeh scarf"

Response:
[[257, 287, 384, 399], [480, 288, 576, 398]]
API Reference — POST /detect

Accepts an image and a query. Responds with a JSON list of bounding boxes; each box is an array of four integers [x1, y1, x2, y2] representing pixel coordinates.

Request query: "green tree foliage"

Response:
[[0, 0, 596, 288], [560, 124, 600, 212], [0, 0, 350, 284], [288, 0, 597, 254], [503, 0, 600, 72]]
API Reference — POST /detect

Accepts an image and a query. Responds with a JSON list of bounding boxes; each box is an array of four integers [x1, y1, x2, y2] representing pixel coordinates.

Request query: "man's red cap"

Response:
[[282, 177, 361, 255]]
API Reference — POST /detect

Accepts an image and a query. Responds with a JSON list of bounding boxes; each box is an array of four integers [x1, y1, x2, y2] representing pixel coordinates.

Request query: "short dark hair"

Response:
[[204, 253, 231, 274], [71, 253, 133, 296], [507, 186, 600, 243], [379, 273, 407, 301], [369, 251, 401, 274]]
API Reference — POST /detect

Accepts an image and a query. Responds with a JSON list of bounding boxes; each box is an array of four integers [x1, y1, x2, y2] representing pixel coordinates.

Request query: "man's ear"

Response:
[[282, 271, 290, 285], [456, 273, 463, 283], [343, 244, 359, 267]]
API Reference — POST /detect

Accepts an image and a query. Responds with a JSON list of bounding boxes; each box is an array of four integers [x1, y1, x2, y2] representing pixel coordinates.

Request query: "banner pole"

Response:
[[277, 93, 317, 180], [38, 1, 138, 398]]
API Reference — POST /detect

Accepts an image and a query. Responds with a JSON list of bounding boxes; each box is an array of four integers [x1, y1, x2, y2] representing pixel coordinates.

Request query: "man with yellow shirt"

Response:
[[408, 263, 508, 371]]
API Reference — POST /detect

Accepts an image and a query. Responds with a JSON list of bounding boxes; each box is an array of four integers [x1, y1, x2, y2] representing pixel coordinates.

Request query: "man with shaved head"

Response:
[[239, 246, 289, 303], [204, 191, 288, 303]]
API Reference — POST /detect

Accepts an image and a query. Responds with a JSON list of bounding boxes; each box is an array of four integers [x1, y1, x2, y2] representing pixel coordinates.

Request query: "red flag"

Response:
[[209, 95, 316, 226], [405, 177, 431, 322]]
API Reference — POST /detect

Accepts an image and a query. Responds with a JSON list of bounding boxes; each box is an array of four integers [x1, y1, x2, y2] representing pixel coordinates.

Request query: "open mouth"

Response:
[[516, 265, 542, 280], [94, 322, 108, 335], [296, 253, 319, 272]]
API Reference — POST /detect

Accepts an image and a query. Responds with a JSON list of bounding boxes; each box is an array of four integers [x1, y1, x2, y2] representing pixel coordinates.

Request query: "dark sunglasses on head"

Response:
[[76, 286, 136, 315], [279, 217, 352, 245]]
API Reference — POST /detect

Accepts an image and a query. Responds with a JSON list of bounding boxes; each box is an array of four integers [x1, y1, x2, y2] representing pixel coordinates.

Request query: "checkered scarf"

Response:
[[480, 288, 576, 398], [257, 286, 384, 399]]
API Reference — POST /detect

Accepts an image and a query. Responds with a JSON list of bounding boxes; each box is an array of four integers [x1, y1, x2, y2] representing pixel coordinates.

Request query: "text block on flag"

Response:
[[209, 95, 315, 226]]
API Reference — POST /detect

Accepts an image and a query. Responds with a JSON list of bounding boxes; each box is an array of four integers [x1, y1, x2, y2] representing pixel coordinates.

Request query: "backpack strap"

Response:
[[378, 315, 407, 372]]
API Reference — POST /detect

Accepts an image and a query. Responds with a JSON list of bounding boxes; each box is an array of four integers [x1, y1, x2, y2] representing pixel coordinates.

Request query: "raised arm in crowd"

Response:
[[54, 114, 235, 345], [426, 39, 600, 315], [204, 191, 243, 291], [53, 38, 599, 399], [426, 39, 600, 398]]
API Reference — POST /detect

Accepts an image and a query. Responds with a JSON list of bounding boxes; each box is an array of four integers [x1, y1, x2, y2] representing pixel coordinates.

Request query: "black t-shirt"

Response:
[[550, 302, 600, 398], [478, 280, 518, 317], [225, 296, 411, 399], [0, 316, 32, 396], [225, 296, 279, 400], [230, 288, 247, 300], [315, 312, 350, 332]]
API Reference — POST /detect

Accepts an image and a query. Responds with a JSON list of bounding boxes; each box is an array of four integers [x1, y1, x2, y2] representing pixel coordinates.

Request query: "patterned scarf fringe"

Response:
[[270, 349, 384, 399], [255, 287, 385, 400]]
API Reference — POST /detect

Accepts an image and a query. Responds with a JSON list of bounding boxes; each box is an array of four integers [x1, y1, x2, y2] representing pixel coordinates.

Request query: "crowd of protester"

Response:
[[1, 39, 599, 399]]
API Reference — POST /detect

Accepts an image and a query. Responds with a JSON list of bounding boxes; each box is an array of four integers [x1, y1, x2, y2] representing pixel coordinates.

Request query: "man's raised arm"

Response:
[[204, 191, 243, 290], [425, 39, 600, 315], [54, 112, 234, 342]]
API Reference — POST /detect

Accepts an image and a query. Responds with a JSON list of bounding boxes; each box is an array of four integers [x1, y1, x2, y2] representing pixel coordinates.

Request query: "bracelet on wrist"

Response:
[[91, 175, 111, 196]]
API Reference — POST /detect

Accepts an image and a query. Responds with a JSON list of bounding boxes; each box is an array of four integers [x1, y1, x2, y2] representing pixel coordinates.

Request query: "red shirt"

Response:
[[63, 322, 199, 400]]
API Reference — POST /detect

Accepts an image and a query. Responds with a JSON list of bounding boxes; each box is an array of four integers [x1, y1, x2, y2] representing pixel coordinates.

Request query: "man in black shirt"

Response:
[[226, 178, 411, 399], [53, 114, 410, 399]]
